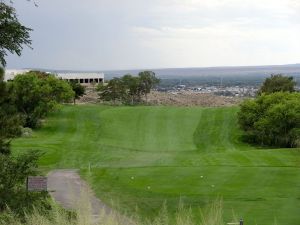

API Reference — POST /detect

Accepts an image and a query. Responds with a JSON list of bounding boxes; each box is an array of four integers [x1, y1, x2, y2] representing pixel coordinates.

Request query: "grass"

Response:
[[1, 197, 226, 225], [12, 105, 300, 225]]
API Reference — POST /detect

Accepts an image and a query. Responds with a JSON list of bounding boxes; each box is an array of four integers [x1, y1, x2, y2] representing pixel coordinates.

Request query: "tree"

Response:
[[8, 71, 74, 128], [238, 92, 300, 147], [258, 74, 296, 95], [0, 151, 49, 215], [0, 2, 32, 66], [97, 72, 159, 105], [69, 81, 85, 104], [0, 3, 50, 218], [138, 71, 160, 102], [0, 69, 49, 216], [122, 74, 143, 105], [98, 78, 125, 104], [0, 67, 22, 155]]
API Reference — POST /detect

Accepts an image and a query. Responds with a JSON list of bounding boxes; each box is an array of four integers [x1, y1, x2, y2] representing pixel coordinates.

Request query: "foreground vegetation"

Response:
[[238, 74, 300, 148], [12, 105, 300, 225], [1, 198, 233, 225]]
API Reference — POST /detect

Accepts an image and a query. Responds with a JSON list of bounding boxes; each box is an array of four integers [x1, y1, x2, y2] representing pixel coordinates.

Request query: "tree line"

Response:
[[0, 69, 82, 215], [97, 71, 160, 105], [0, 2, 51, 217], [0, 3, 85, 214]]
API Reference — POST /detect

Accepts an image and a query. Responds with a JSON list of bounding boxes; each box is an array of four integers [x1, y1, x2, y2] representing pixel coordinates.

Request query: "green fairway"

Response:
[[12, 105, 300, 225]]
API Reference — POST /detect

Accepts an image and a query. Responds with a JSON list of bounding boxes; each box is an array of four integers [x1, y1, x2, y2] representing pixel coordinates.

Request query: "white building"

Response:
[[4, 69, 30, 81], [4, 70, 105, 85], [56, 72, 104, 85]]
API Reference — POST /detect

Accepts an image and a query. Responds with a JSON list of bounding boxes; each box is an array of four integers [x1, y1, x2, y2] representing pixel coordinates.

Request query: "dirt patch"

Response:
[[77, 87, 100, 104], [47, 170, 134, 224], [77, 88, 242, 107], [147, 91, 242, 107]]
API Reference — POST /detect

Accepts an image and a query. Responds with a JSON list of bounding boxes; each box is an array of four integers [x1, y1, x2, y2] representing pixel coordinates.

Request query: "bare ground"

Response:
[[146, 91, 242, 107], [47, 170, 134, 224], [78, 87, 242, 107]]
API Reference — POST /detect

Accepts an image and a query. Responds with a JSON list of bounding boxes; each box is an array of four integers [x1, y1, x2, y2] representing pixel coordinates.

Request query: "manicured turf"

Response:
[[12, 105, 300, 224]]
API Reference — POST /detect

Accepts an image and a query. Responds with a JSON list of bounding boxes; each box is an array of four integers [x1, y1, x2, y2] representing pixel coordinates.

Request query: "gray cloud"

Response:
[[5, 0, 300, 70]]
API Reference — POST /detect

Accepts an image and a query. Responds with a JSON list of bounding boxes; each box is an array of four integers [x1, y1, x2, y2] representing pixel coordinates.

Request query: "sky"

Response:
[[5, 0, 300, 70]]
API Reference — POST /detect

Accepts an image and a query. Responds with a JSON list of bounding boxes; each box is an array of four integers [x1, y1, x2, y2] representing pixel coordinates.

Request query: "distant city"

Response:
[[157, 85, 259, 97], [5, 63, 300, 98]]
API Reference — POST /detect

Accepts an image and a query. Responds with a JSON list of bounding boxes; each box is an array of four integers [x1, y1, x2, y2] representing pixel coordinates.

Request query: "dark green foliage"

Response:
[[8, 71, 74, 128], [0, 3, 32, 66], [0, 110, 22, 154], [0, 4, 52, 220], [238, 92, 300, 147], [69, 81, 85, 104], [0, 151, 50, 215], [98, 78, 125, 104], [138, 71, 160, 102], [1, 69, 49, 217], [258, 74, 296, 95], [122, 74, 143, 105], [0, 68, 22, 154], [98, 71, 160, 105]]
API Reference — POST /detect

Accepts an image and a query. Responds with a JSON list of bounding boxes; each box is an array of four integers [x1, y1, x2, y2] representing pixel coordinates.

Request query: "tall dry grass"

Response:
[[0, 197, 238, 225]]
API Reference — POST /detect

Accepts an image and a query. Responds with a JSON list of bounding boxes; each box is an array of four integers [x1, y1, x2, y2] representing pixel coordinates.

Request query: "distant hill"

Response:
[[27, 64, 300, 86], [102, 64, 300, 86], [101, 64, 300, 79]]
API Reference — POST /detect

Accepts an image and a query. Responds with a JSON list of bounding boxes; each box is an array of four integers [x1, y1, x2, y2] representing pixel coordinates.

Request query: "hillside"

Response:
[[12, 105, 300, 224]]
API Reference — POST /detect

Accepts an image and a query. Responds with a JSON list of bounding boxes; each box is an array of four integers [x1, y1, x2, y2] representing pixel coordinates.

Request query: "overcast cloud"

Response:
[[5, 0, 300, 70]]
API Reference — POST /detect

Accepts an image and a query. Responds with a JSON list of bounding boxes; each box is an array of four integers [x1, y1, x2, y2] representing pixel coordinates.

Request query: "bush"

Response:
[[0, 151, 50, 216], [238, 92, 300, 147], [21, 127, 33, 138], [8, 71, 74, 128]]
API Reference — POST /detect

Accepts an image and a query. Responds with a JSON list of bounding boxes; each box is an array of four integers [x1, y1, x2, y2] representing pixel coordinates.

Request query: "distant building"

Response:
[[55, 72, 105, 85], [4, 70, 105, 86], [4, 69, 30, 81]]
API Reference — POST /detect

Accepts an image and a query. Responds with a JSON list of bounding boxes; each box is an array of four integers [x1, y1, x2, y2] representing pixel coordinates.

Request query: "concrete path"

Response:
[[47, 169, 134, 224]]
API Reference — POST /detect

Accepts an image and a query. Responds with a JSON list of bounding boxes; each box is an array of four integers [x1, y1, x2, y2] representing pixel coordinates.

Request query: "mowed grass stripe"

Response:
[[11, 105, 300, 225]]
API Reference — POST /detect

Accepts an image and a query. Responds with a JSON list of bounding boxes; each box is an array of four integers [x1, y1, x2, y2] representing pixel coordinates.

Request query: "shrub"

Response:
[[8, 71, 74, 128], [238, 92, 300, 147], [0, 151, 50, 216], [21, 127, 33, 138]]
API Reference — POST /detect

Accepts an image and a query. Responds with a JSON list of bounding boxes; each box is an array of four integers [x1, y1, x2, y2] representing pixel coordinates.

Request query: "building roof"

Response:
[[56, 73, 104, 79], [3, 70, 105, 81]]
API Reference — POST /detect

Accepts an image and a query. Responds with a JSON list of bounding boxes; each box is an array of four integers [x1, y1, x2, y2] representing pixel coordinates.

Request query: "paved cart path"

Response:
[[47, 170, 133, 224]]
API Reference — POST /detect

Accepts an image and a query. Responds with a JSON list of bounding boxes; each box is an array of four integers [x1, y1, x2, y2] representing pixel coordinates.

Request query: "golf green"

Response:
[[12, 105, 300, 224]]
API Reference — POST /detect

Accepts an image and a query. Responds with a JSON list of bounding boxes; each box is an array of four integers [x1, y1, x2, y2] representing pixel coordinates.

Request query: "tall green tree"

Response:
[[0, 2, 32, 66], [138, 71, 160, 102], [258, 74, 296, 95], [0, 3, 50, 218], [0, 68, 22, 154], [122, 74, 143, 105], [9, 71, 74, 128], [69, 81, 86, 104], [98, 78, 125, 105], [1, 70, 49, 216], [98, 72, 160, 105]]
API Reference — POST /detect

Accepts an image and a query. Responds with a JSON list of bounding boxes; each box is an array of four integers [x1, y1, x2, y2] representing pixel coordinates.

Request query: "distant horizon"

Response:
[[6, 62, 300, 73]]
